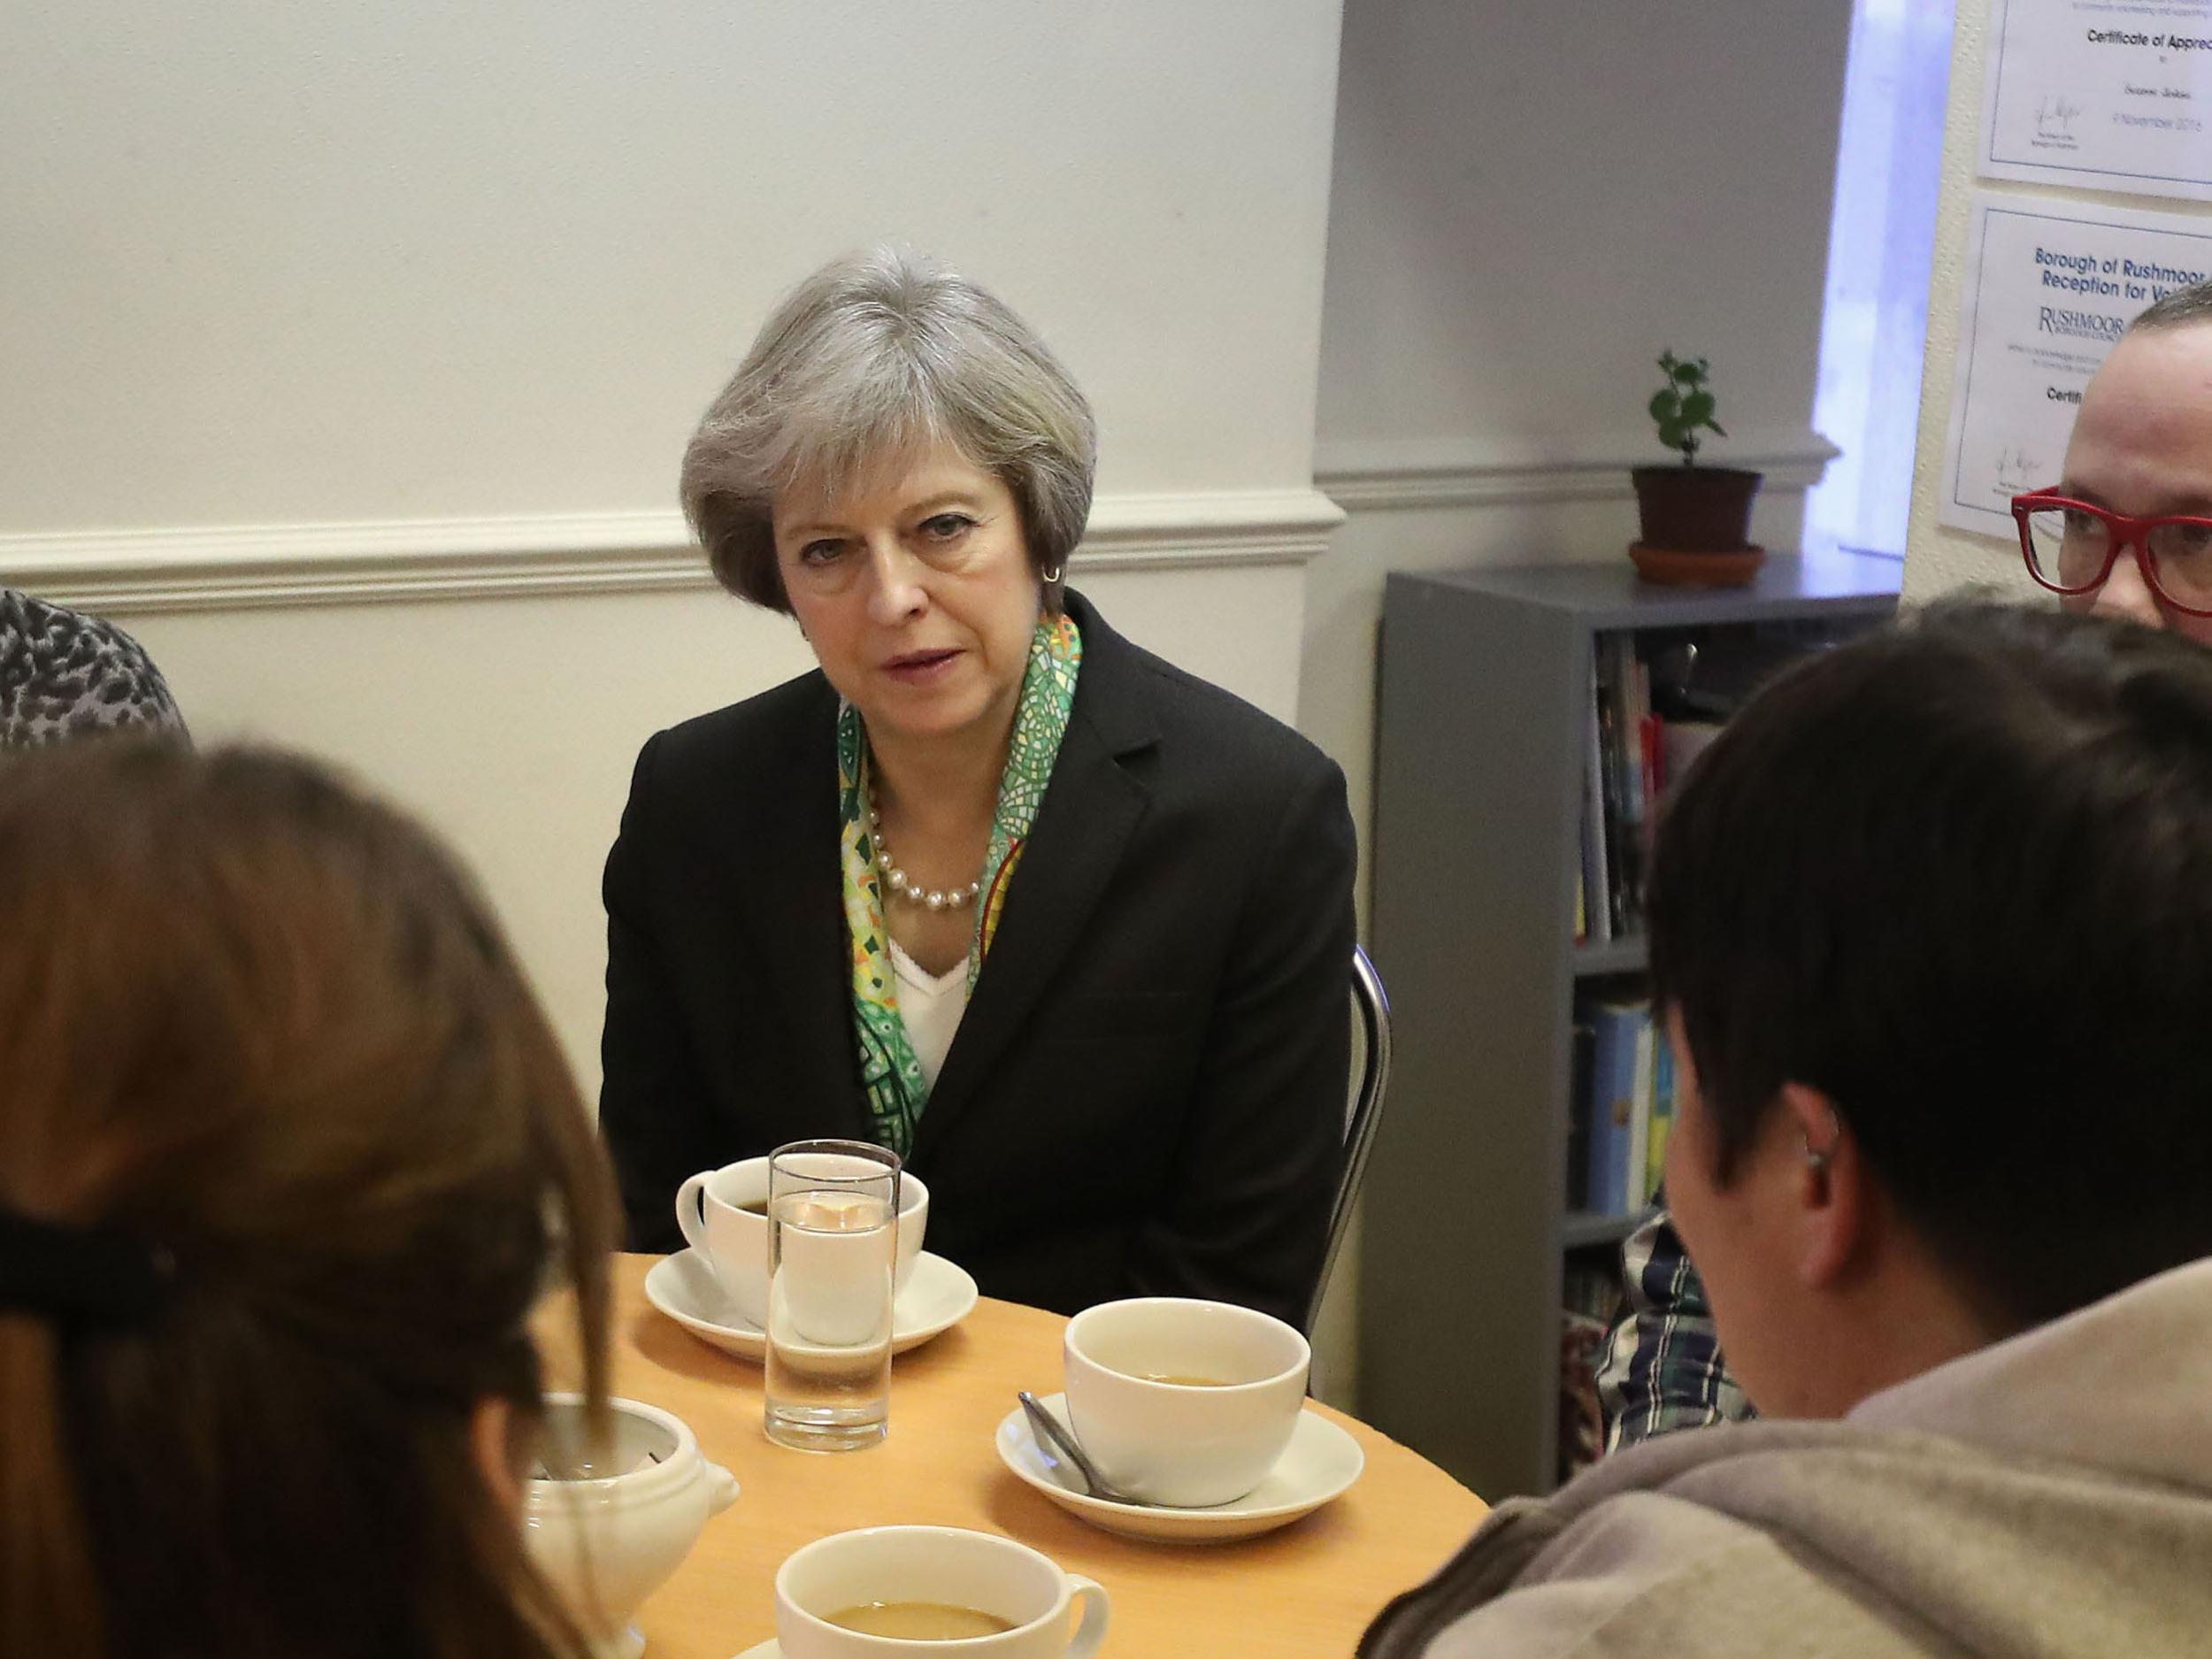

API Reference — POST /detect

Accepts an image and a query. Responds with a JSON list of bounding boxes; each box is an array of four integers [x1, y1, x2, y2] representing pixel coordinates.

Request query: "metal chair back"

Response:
[[1307, 944, 1393, 1333]]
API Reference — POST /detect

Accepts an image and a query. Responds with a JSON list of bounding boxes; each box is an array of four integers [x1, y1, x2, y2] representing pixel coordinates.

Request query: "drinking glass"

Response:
[[764, 1139, 899, 1451]]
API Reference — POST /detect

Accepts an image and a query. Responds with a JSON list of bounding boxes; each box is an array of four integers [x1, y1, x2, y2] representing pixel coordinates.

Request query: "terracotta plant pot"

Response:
[[1630, 465, 1763, 552], [1627, 544, 1765, 588]]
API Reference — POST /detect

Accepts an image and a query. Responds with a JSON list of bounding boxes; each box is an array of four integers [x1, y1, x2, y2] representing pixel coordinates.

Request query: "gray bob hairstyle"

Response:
[[680, 247, 1097, 613]]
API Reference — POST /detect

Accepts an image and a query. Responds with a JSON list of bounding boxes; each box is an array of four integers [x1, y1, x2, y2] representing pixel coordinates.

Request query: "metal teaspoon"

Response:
[[1017, 1390, 1140, 1505]]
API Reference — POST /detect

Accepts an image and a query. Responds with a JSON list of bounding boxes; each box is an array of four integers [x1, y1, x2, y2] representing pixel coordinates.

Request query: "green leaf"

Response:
[[1706, 419, 1728, 437], [1657, 417, 1692, 451], [1648, 389, 1679, 421], [1678, 390, 1715, 425]]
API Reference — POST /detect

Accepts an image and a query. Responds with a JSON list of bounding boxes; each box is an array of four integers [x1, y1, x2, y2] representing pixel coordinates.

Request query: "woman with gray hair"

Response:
[[600, 248, 1356, 1326]]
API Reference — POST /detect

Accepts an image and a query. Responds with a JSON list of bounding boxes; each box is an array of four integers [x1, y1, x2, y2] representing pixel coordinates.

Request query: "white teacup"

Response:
[[674, 1156, 928, 1329], [522, 1395, 740, 1659], [1062, 1297, 1310, 1507], [776, 1525, 1109, 1659]]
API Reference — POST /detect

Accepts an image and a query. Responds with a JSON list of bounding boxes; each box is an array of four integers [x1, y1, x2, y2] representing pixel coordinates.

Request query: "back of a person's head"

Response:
[[0, 589, 188, 748], [0, 743, 615, 1659], [1650, 601, 2212, 1333]]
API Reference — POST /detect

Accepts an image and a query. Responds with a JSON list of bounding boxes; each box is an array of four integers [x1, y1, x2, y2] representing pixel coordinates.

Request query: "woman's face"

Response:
[[772, 443, 1045, 750]]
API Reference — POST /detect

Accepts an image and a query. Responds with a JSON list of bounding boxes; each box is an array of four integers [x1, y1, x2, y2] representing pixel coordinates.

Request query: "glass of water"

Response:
[[763, 1139, 899, 1452]]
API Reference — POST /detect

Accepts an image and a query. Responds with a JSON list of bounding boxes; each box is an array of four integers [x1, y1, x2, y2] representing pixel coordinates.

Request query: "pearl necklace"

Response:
[[868, 807, 981, 912]]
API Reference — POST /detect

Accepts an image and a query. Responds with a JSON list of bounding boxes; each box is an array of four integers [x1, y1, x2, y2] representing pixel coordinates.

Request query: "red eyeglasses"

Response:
[[2010, 492, 2212, 618]]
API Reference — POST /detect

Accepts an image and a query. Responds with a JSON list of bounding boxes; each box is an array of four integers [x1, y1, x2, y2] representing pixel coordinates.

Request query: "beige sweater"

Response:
[[1363, 1259, 2212, 1659]]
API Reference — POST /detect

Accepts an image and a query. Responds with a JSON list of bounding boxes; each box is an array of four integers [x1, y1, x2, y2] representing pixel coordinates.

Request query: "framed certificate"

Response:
[[1982, 0, 2212, 197], [1940, 193, 2212, 536]]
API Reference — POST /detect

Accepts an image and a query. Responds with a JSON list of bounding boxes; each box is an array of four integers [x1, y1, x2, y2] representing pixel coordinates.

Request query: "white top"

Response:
[[888, 938, 971, 1090]]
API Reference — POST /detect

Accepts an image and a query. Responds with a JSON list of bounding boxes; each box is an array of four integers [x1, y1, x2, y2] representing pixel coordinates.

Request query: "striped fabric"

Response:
[[1597, 1205, 1755, 1450]]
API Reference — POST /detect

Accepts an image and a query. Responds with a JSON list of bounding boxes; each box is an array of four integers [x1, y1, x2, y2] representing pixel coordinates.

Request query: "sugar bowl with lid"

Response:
[[522, 1394, 740, 1658]]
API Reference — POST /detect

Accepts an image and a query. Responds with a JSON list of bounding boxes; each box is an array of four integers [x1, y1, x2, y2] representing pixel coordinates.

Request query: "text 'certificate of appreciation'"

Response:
[[1983, 0, 2212, 197], [1940, 193, 2212, 536]]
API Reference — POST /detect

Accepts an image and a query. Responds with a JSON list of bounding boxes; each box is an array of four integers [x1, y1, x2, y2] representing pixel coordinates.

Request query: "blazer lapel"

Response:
[[913, 595, 1156, 1156], [715, 680, 872, 1139]]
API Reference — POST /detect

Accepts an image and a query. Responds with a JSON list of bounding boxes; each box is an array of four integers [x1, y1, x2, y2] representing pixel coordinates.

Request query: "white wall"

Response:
[[1292, 0, 1853, 1409], [1904, 4, 2032, 601], [1305, 0, 1855, 902], [3, 1, 1346, 526], [3, 1, 1348, 1089]]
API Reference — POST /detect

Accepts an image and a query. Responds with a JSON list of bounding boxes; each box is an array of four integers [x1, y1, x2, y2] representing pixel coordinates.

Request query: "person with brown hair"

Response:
[[0, 742, 619, 1659]]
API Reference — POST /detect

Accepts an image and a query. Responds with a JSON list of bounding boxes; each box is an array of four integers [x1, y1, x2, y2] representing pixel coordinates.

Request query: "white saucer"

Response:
[[645, 1248, 978, 1363], [730, 1643, 780, 1659], [994, 1392, 1364, 1543]]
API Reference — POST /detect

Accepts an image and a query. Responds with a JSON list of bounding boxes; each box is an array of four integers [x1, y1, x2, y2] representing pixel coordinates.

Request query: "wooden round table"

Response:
[[548, 1255, 1486, 1658]]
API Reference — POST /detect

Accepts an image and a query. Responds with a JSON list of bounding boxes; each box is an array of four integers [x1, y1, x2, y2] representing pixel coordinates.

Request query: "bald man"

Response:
[[2021, 281, 2212, 642]]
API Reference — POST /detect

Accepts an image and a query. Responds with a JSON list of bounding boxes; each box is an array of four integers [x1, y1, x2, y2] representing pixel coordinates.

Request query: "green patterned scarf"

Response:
[[838, 613, 1082, 1155]]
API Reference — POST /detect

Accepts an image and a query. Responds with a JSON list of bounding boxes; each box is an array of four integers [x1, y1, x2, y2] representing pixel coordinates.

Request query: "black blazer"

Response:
[[599, 591, 1356, 1328]]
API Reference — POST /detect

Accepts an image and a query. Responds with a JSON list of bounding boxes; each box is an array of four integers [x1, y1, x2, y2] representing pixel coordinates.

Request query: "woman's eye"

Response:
[[918, 513, 975, 542], [798, 539, 847, 565]]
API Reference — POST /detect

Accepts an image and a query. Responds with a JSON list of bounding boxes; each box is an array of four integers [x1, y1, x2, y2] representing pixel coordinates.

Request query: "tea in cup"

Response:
[[776, 1525, 1108, 1658], [673, 1155, 928, 1328], [1061, 1296, 1309, 1507]]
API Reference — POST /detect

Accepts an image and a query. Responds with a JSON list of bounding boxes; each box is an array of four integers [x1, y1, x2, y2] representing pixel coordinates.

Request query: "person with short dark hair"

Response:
[[1365, 603, 2212, 1658], [1603, 275, 2212, 1448], [0, 589, 187, 747]]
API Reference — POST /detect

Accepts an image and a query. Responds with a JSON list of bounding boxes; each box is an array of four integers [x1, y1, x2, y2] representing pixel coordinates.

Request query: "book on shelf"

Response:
[[1592, 644, 1631, 936], [1579, 671, 1611, 945], [1578, 621, 1900, 957], [1580, 995, 1643, 1215], [1607, 634, 1650, 926], [1624, 1013, 1655, 1217], [1571, 993, 1671, 1216], [1647, 1025, 1676, 1202], [1581, 634, 1662, 943]]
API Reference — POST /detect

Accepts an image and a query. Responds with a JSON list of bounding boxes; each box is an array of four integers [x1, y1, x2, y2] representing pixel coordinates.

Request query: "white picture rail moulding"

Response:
[[3, 488, 1348, 616], [1317, 428, 1839, 512]]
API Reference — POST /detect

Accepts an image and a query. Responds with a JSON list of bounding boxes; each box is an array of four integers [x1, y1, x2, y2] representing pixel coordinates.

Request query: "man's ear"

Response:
[[1779, 1081, 1866, 1289]]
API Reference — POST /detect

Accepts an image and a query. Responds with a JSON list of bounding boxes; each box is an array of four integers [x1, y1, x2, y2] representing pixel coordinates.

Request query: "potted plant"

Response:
[[1629, 351, 1764, 586]]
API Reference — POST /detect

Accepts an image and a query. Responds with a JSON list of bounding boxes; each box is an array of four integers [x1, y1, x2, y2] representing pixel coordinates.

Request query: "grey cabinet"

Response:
[[1359, 555, 1901, 1502]]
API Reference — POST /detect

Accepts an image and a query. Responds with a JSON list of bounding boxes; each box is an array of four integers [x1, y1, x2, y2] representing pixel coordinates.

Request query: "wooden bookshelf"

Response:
[[1358, 553, 1900, 1502]]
